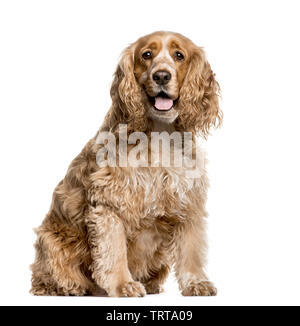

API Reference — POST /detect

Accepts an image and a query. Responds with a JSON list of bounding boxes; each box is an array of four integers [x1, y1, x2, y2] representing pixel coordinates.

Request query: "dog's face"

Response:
[[110, 31, 222, 135], [133, 32, 190, 123]]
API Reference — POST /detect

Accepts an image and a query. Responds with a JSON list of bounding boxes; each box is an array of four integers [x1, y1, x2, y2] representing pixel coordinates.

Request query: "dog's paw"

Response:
[[144, 282, 164, 295], [181, 281, 217, 296], [117, 281, 146, 297]]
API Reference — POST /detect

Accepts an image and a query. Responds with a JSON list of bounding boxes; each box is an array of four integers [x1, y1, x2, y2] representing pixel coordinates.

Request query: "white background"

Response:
[[1, 0, 300, 306]]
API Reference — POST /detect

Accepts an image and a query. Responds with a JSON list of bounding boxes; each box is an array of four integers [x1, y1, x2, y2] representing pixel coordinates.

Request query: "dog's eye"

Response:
[[142, 51, 152, 60], [175, 51, 184, 61]]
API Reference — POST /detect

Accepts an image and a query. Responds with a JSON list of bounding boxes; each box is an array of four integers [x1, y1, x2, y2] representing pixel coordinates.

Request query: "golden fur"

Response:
[[30, 31, 222, 297]]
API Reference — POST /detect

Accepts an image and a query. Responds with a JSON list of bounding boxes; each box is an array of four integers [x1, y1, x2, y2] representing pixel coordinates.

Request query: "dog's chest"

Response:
[[91, 136, 206, 220], [116, 166, 202, 220]]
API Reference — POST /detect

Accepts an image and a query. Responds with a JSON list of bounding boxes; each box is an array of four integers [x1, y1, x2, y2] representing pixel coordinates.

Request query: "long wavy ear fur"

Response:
[[176, 47, 222, 137], [107, 46, 147, 132]]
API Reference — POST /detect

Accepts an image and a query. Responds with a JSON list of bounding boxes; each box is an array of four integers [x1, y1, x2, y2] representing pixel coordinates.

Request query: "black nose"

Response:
[[152, 70, 171, 85]]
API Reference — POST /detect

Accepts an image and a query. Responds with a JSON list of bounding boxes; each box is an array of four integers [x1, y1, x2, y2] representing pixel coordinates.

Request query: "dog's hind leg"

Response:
[[127, 226, 172, 295], [30, 223, 93, 296], [141, 265, 170, 294]]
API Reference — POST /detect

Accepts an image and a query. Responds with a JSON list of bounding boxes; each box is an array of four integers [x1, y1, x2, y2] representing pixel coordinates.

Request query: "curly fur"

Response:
[[30, 31, 222, 297], [107, 47, 148, 132], [176, 48, 222, 137]]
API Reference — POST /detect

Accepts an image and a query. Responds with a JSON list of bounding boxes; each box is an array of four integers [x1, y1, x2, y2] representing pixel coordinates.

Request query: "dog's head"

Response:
[[110, 31, 222, 135]]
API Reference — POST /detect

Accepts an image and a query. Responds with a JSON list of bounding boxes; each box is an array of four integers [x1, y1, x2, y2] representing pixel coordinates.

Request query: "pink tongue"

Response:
[[154, 97, 173, 110]]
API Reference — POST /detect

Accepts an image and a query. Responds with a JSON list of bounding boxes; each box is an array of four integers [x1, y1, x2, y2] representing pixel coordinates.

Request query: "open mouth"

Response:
[[148, 91, 177, 111]]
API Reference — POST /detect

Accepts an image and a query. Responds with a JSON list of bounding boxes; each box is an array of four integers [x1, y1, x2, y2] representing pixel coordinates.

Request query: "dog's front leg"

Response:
[[86, 205, 146, 297], [174, 219, 217, 296]]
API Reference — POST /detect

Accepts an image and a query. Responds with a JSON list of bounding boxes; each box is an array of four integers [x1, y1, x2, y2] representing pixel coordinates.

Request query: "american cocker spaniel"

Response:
[[30, 31, 222, 297]]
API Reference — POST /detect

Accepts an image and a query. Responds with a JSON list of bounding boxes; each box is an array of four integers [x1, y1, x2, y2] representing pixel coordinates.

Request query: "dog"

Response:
[[30, 31, 222, 297]]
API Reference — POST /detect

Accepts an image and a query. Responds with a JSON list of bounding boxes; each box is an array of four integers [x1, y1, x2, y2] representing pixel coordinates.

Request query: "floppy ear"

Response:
[[177, 47, 222, 137], [109, 46, 147, 132]]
